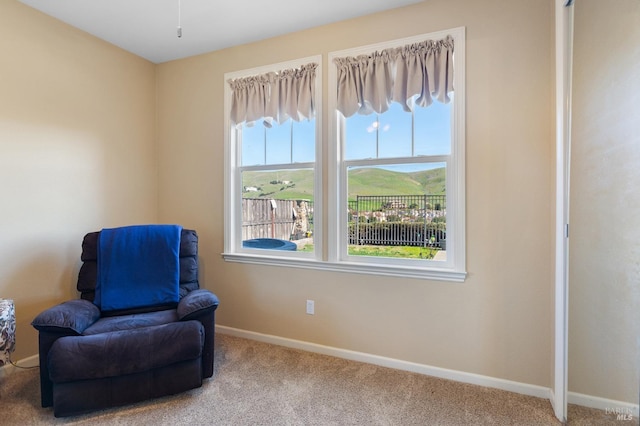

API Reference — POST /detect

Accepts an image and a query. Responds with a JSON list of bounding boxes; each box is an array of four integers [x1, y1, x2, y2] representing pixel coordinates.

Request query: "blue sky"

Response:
[[241, 100, 452, 171]]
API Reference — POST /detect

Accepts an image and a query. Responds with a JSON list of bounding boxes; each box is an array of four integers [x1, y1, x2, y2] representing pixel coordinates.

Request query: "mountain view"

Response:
[[242, 167, 446, 201]]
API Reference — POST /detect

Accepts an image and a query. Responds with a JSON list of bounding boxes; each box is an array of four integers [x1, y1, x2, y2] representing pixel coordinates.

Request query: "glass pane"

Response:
[[241, 124, 265, 166], [378, 103, 412, 158], [242, 119, 316, 166], [265, 120, 292, 165], [414, 99, 452, 156], [241, 169, 314, 253], [292, 119, 315, 163], [345, 113, 377, 160], [346, 163, 446, 261]]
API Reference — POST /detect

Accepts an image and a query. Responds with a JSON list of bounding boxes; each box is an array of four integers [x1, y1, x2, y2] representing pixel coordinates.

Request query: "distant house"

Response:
[[371, 211, 387, 222], [244, 186, 259, 192], [382, 200, 407, 209]]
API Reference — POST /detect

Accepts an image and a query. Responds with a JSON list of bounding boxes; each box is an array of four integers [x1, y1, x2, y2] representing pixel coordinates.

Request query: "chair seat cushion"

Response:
[[48, 321, 204, 383], [82, 309, 178, 336]]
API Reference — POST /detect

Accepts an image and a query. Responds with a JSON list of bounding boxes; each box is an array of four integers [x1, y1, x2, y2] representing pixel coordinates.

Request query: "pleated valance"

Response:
[[228, 63, 318, 126], [333, 36, 454, 117]]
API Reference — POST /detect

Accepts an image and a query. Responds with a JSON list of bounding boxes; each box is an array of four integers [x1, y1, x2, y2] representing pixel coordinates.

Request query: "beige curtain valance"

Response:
[[228, 63, 318, 126], [334, 36, 454, 117]]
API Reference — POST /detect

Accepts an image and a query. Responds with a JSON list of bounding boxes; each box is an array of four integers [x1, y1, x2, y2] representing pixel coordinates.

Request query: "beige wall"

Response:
[[0, 2, 158, 359], [569, 0, 640, 404], [0, 0, 559, 394], [157, 0, 556, 387]]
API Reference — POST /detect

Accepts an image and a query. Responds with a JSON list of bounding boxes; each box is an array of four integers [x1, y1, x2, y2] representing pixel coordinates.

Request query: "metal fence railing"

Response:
[[348, 195, 446, 248]]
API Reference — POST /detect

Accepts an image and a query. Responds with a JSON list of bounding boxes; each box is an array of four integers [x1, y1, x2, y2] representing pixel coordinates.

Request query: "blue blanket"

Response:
[[95, 225, 182, 312]]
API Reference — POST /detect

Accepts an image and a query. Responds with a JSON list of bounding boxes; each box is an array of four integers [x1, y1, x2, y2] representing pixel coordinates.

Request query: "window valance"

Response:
[[333, 36, 454, 117], [228, 63, 318, 126]]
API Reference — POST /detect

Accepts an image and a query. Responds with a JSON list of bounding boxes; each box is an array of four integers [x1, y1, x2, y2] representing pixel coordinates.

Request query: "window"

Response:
[[224, 56, 322, 259], [328, 28, 465, 281], [224, 28, 465, 281]]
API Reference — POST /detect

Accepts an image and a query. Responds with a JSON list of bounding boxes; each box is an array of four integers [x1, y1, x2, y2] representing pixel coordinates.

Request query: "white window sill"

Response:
[[221, 252, 467, 282]]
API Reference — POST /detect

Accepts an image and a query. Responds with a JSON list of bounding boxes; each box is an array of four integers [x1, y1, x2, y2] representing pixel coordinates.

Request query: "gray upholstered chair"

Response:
[[32, 225, 219, 417]]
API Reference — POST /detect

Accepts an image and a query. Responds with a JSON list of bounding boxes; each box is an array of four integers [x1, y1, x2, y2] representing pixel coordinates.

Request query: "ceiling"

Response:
[[20, 0, 423, 64]]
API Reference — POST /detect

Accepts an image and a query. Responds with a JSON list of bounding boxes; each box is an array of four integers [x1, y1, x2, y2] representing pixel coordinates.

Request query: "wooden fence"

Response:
[[242, 198, 313, 241]]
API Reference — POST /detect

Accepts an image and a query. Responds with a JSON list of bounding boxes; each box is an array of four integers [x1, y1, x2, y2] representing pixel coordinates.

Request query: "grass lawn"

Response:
[[297, 244, 437, 259], [348, 245, 437, 259]]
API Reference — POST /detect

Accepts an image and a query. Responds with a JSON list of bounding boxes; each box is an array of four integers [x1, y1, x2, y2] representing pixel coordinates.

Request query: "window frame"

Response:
[[223, 28, 466, 282], [328, 27, 466, 281], [223, 55, 323, 261]]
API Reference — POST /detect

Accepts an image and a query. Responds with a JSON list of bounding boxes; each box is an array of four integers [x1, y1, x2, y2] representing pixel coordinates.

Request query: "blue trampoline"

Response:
[[242, 238, 297, 251]]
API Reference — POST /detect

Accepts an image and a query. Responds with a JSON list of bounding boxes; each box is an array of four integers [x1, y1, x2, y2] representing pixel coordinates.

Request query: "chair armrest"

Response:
[[32, 299, 100, 335], [177, 289, 219, 321], [32, 299, 101, 408], [177, 289, 218, 378]]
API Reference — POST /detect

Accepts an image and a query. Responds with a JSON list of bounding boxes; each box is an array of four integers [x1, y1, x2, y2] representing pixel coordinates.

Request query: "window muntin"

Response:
[[345, 100, 452, 160], [241, 119, 316, 167], [345, 103, 415, 160]]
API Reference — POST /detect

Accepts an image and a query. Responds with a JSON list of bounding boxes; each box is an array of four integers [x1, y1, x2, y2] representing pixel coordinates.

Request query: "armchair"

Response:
[[32, 225, 219, 417]]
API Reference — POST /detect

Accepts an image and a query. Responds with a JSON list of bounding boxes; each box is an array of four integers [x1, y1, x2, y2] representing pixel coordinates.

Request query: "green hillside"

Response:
[[242, 167, 445, 201], [408, 168, 447, 195], [242, 169, 315, 200]]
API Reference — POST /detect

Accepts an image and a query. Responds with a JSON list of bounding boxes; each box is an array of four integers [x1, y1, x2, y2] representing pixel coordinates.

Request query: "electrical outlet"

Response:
[[306, 299, 315, 315]]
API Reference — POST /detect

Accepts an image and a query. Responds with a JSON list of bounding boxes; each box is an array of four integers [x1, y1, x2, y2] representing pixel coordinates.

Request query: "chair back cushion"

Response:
[[77, 228, 199, 314]]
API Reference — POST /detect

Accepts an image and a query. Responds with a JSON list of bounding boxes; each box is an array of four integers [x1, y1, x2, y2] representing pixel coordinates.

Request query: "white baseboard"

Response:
[[569, 391, 639, 418], [216, 325, 552, 401]]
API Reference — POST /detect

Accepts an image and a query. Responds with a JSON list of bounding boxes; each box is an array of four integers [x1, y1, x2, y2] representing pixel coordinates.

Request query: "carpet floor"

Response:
[[0, 333, 630, 425]]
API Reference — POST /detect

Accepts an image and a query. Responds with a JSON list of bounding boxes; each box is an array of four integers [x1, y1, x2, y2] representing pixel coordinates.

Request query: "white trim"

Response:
[[221, 252, 466, 282], [568, 392, 640, 419], [451, 28, 466, 276], [216, 325, 550, 401], [553, 0, 573, 422]]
